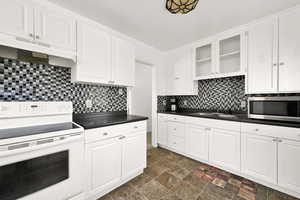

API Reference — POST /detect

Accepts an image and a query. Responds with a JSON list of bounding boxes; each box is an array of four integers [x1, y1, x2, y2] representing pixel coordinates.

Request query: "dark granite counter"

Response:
[[73, 112, 148, 130], [158, 110, 300, 129]]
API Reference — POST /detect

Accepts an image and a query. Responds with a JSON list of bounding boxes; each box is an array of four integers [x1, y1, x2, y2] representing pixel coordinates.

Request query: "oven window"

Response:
[[0, 151, 69, 200], [250, 101, 299, 117]]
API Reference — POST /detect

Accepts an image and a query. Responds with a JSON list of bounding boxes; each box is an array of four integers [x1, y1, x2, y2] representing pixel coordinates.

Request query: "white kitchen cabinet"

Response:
[[278, 139, 300, 192], [75, 22, 112, 84], [0, 0, 34, 41], [167, 121, 186, 153], [35, 6, 76, 51], [186, 124, 209, 162], [247, 18, 278, 94], [278, 8, 300, 92], [194, 41, 215, 79], [241, 133, 277, 184], [85, 137, 122, 197], [209, 128, 241, 172], [74, 22, 135, 87], [112, 37, 135, 86], [85, 121, 147, 199], [122, 132, 146, 180], [166, 50, 198, 95], [157, 115, 168, 146]]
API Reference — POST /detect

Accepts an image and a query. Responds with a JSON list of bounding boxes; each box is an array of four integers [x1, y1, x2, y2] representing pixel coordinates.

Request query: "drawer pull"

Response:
[[254, 129, 259, 132], [277, 139, 283, 143], [174, 128, 176, 131], [205, 128, 211, 131], [103, 132, 108, 136], [272, 138, 277, 142], [119, 136, 126, 140], [134, 126, 138, 129]]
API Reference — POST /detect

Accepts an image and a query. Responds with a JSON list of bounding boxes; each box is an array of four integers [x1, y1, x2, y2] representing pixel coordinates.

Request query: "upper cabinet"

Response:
[[278, 8, 300, 92], [73, 21, 135, 87], [247, 18, 278, 94], [0, 0, 76, 59], [193, 32, 245, 80], [247, 7, 300, 94], [35, 6, 76, 51], [0, 0, 34, 41], [167, 50, 198, 96], [112, 37, 135, 87]]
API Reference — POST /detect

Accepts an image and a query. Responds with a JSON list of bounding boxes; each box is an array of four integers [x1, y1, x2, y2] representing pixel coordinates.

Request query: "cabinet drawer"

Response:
[[125, 121, 147, 133], [168, 135, 185, 152], [241, 123, 300, 141], [167, 115, 186, 123], [186, 116, 240, 132], [168, 122, 185, 138], [85, 126, 121, 144]]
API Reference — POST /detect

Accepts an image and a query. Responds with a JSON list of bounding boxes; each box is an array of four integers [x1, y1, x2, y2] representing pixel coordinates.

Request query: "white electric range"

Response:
[[0, 102, 84, 200]]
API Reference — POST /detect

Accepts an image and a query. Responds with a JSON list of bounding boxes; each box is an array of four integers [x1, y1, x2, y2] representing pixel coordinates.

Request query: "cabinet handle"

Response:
[[254, 129, 259, 132], [103, 132, 108, 136], [134, 126, 138, 129], [175, 77, 180, 80], [272, 138, 277, 142], [29, 33, 34, 38], [277, 139, 282, 143], [205, 128, 211, 131], [173, 128, 176, 131], [36, 35, 40, 40], [279, 62, 285, 66], [273, 63, 277, 67], [118, 136, 126, 140]]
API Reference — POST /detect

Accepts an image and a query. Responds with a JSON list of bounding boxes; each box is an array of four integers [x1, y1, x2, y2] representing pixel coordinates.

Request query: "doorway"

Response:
[[131, 62, 153, 149]]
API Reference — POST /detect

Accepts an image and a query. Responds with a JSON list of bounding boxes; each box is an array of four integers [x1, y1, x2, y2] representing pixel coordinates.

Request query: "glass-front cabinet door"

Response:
[[218, 35, 241, 74], [194, 41, 215, 79]]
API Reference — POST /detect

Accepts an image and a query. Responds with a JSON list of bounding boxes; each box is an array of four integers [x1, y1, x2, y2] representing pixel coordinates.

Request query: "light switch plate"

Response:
[[86, 99, 93, 108]]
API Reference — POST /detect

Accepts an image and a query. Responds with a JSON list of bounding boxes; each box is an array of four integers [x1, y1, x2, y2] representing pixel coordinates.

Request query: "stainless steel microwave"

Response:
[[248, 96, 300, 122]]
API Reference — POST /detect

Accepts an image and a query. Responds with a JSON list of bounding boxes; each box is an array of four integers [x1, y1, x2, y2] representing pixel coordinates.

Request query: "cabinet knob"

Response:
[[273, 63, 277, 67], [254, 129, 259, 132], [134, 126, 138, 129], [36, 35, 40, 39], [174, 128, 176, 131], [119, 136, 126, 140], [103, 132, 108, 136], [279, 62, 285, 66], [29, 33, 34, 38], [272, 138, 277, 142], [205, 128, 211, 131]]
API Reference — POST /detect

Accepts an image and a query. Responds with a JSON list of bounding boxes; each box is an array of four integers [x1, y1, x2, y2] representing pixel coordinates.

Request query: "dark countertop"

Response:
[[73, 112, 148, 130], [158, 110, 300, 128]]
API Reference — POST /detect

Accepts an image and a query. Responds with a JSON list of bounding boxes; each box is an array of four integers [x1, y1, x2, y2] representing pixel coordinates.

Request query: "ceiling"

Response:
[[48, 0, 299, 51]]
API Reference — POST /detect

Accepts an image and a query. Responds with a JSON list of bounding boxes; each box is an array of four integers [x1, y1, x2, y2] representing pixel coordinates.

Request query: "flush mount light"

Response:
[[166, 0, 199, 14]]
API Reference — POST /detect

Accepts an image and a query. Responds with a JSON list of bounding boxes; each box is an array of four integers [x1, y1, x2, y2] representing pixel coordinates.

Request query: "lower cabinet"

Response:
[[85, 121, 147, 199], [186, 125, 209, 162], [85, 138, 122, 196], [209, 129, 241, 172], [241, 133, 277, 184], [278, 139, 300, 192], [122, 132, 147, 180], [157, 115, 168, 146]]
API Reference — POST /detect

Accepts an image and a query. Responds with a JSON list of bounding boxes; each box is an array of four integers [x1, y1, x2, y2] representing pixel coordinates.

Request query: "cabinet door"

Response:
[[35, 7, 76, 50], [209, 129, 241, 172], [172, 51, 197, 95], [112, 37, 135, 87], [122, 133, 146, 179], [157, 117, 168, 146], [86, 138, 122, 195], [186, 125, 209, 161], [278, 8, 300, 92], [0, 0, 34, 40], [247, 18, 278, 94], [76, 22, 112, 84], [278, 139, 300, 192], [241, 134, 277, 184]]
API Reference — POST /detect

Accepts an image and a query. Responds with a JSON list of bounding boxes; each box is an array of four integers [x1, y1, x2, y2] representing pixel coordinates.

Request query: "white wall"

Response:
[[131, 62, 153, 132]]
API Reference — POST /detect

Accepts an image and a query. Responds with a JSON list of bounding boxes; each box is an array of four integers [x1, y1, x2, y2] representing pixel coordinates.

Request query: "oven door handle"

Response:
[[0, 134, 83, 157]]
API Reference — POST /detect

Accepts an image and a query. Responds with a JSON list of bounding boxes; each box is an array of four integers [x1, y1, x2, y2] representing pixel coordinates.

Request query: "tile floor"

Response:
[[99, 147, 299, 200]]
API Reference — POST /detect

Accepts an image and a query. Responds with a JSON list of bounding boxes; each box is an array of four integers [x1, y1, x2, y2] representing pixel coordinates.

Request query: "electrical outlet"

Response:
[[118, 88, 124, 95], [86, 99, 93, 108], [163, 100, 167, 106], [184, 100, 188, 106], [241, 100, 246, 109]]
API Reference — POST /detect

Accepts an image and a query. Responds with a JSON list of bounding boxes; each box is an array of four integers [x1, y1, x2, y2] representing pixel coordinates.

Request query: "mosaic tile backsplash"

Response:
[[158, 76, 246, 112], [0, 57, 127, 114]]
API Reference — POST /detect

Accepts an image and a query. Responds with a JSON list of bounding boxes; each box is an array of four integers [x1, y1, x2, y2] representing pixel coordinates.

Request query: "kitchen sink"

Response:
[[192, 112, 215, 116], [191, 112, 239, 119]]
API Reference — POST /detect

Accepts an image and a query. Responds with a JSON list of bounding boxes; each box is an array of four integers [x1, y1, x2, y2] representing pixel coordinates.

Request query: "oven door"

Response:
[[248, 97, 300, 122], [0, 134, 84, 200]]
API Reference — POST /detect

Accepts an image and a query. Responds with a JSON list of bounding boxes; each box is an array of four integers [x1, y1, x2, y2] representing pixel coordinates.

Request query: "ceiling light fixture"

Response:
[[166, 0, 199, 14]]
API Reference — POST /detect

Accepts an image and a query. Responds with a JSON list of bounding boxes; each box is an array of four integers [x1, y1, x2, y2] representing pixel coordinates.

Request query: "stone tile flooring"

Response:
[[99, 148, 299, 200]]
